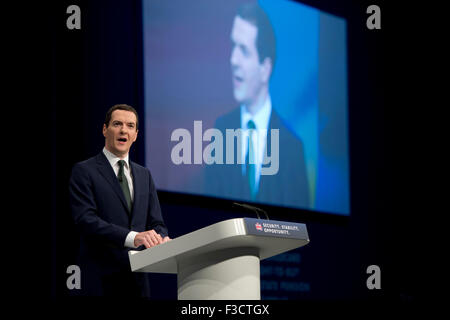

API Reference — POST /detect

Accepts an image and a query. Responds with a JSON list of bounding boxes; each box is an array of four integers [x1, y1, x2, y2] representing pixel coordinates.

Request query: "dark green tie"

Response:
[[117, 160, 132, 212], [246, 120, 257, 200]]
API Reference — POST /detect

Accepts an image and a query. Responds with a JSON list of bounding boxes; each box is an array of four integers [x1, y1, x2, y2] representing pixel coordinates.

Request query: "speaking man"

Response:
[[69, 104, 170, 297]]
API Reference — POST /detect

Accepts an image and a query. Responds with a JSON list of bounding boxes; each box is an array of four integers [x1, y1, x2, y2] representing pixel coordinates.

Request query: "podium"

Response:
[[129, 218, 309, 300]]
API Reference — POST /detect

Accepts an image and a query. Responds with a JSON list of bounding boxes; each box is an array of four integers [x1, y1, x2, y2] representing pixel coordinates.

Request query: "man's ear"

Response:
[[260, 57, 273, 83], [102, 124, 107, 137], [133, 130, 139, 142]]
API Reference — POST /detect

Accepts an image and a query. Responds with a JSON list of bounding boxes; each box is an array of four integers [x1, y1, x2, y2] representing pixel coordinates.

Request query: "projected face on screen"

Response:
[[230, 16, 270, 108], [143, 0, 350, 216]]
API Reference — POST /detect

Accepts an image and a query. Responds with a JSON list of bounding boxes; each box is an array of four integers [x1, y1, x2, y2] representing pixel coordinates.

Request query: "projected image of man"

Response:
[[205, 3, 309, 208]]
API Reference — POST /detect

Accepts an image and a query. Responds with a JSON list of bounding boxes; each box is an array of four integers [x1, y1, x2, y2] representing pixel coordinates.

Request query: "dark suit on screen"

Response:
[[204, 107, 309, 208], [69, 152, 168, 297]]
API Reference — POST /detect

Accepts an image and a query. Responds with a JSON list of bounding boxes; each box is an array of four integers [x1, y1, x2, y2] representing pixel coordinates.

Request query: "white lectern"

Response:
[[129, 218, 309, 300]]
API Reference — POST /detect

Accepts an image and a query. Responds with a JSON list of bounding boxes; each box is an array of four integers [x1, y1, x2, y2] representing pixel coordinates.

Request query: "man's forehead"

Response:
[[231, 15, 258, 44], [111, 109, 137, 123]]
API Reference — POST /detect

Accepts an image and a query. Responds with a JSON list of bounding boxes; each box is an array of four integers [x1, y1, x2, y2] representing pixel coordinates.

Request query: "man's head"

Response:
[[103, 104, 139, 158], [230, 3, 276, 107]]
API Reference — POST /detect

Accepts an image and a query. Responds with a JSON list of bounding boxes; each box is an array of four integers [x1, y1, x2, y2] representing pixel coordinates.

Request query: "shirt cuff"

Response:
[[124, 231, 139, 248]]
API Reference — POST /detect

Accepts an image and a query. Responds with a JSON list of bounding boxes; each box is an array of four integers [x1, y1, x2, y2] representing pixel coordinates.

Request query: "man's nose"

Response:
[[230, 46, 240, 67]]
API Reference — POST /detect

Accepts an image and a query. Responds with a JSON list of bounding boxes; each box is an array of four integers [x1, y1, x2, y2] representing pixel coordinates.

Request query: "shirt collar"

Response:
[[240, 95, 272, 130], [103, 147, 130, 170]]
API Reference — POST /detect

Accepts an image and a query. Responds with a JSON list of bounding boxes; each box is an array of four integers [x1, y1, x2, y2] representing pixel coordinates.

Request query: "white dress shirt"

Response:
[[103, 147, 138, 248], [240, 95, 272, 193]]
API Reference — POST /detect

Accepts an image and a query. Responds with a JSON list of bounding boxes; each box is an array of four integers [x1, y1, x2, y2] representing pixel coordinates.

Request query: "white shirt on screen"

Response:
[[240, 95, 272, 193]]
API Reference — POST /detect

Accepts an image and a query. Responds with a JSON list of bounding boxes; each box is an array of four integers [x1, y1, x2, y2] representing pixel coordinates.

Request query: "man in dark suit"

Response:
[[204, 3, 309, 208], [69, 104, 170, 298]]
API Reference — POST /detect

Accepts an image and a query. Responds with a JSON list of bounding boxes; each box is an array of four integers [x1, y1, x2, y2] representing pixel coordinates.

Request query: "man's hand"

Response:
[[134, 230, 170, 248]]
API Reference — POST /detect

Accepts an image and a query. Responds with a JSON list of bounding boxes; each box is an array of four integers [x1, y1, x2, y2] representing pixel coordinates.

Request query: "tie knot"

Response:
[[118, 160, 126, 168], [247, 119, 256, 130]]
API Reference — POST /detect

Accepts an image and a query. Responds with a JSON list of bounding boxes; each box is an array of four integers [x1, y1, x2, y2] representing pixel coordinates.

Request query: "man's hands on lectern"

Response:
[[134, 229, 171, 248]]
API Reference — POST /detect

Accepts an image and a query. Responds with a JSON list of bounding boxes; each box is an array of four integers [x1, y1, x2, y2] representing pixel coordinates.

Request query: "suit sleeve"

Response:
[[69, 163, 130, 247], [294, 140, 310, 208], [145, 169, 169, 237]]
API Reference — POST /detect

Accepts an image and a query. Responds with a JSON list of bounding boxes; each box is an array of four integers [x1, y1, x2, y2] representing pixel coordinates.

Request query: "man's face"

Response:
[[103, 110, 138, 158], [230, 16, 266, 106]]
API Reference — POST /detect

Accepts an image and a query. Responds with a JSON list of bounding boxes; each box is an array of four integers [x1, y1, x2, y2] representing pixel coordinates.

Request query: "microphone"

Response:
[[232, 202, 270, 220]]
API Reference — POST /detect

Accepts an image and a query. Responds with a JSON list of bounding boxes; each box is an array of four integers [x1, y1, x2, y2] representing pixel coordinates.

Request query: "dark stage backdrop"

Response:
[[46, 0, 417, 302]]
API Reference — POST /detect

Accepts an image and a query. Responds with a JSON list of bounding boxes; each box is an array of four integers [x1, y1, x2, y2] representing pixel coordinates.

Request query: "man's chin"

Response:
[[110, 146, 129, 157], [233, 90, 246, 104]]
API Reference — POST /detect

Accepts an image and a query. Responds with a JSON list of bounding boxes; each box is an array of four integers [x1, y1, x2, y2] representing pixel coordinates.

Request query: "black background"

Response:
[[7, 0, 430, 309]]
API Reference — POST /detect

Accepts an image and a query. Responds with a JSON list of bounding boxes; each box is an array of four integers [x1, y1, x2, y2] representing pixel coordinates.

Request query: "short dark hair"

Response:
[[236, 2, 276, 68], [104, 104, 139, 130]]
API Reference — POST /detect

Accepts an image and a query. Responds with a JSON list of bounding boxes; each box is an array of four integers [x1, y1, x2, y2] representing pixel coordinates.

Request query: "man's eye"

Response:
[[113, 122, 121, 126], [240, 45, 249, 57]]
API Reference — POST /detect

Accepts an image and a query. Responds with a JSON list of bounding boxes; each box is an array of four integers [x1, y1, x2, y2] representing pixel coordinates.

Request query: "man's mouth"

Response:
[[117, 137, 128, 144], [233, 74, 244, 87]]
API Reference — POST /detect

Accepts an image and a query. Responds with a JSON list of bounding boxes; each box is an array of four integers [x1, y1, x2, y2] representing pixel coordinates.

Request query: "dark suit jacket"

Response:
[[205, 107, 309, 209], [69, 152, 168, 297]]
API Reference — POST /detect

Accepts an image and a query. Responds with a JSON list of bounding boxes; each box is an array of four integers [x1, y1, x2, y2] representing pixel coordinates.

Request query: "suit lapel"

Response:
[[96, 152, 130, 214], [236, 109, 251, 198], [129, 161, 141, 221], [262, 111, 278, 170], [258, 111, 278, 199]]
